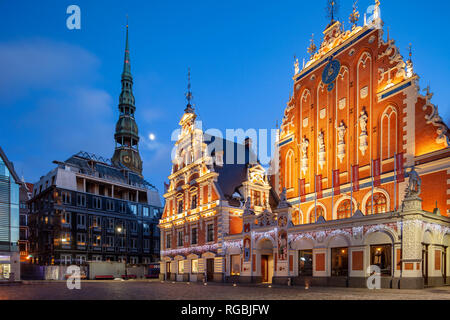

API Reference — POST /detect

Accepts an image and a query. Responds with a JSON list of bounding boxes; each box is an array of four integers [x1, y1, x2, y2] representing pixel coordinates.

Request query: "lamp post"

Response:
[[117, 225, 128, 277]]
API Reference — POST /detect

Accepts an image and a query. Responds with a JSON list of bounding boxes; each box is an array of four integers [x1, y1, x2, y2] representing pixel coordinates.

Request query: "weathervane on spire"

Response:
[[185, 68, 194, 113], [349, 0, 360, 29], [326, 0, 339, 25], [406, 43, 414, 78], [307, 34, 317, 57]]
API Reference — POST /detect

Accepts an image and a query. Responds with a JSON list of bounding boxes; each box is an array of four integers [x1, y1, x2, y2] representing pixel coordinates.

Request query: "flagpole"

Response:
[[314, 175, 317, 223], [350, 166, 353, 216], [331, 171, 334, 220], [371, 159, 374, 215], [394, 153, 397, 212]]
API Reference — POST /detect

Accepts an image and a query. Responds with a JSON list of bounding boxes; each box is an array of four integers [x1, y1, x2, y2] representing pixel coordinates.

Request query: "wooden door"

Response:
[[206, 259, 214, 281], [422, 245, 429, 286], [443, 248, 447, 284], [166, 262, 171, 280], [261, 255, 268, 283]]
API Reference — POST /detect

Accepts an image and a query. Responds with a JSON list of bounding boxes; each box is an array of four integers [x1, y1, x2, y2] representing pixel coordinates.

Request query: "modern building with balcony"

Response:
[[28, 152, 162, 266], [28, 24, 162, 266]]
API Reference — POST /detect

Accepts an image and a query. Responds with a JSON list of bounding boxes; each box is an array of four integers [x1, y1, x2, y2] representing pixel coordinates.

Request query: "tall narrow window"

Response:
[[191, 195, 197, 209], [285, 150, 294, 189], [191, 227, 198, 245], [380, 106, 398, 160], [207, 224, 214, 242]]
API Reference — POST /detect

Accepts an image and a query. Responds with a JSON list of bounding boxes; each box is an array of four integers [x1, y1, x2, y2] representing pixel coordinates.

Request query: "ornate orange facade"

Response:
[[278, 6, 450, 223]]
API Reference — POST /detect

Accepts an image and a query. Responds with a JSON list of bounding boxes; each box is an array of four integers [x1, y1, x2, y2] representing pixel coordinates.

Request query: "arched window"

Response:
[[381, 106, 398, 160], [366, 193, 388, 214], [309, 206, 324, 224], [285, 150, 294, 189], [337, 199, 353, 220]]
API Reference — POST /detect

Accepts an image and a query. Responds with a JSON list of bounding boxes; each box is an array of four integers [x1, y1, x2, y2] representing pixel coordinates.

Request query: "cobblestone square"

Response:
[[0, 280, 449, 300]]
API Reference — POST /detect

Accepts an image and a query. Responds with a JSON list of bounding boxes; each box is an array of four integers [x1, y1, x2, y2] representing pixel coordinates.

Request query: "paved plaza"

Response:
[[0, 280, 449, 300]]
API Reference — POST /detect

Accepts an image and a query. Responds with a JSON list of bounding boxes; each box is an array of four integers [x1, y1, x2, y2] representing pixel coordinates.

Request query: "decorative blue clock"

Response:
[[322, 57, 341, 92]]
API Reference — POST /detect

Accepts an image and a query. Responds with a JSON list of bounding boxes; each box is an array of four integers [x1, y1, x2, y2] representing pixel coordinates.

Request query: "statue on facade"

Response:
[[301, 137, 309, 175], [405, 167, 422, 198], [359, 108, 369, 155], [277, 187, 292, 209], [337, 121, 346, 163], [318, 130, 326, 169]]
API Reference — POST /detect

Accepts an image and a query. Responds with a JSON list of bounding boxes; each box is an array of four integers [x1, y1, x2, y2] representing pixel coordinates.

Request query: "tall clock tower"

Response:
[[111, 23, 143, 176]]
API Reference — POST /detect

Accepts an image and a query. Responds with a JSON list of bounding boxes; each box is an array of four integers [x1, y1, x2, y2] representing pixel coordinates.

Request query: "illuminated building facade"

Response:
[[158, 78, 281, 282], [160, 1, 450, 289], [274, 1, 450, 288]]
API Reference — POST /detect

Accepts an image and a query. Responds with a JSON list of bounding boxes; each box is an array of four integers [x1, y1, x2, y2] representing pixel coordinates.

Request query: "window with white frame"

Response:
[[107, 218, 114, 230], [61, 211, 71, 225], [191, 259, 198, 273], [92, 216, 101, 228], [76, 255, 87, 265], [178, 260, 184, 274], [106, 199, 114, 211], [131, 238, 137, 249], [61, 254, 71, 265], [207, 224, 214, 242], [130, 204, 137, 215], [76, 194, 86, 207], [143, 206, 149, 217], [93, 235, 101, 247], [106, 236, 114, 247], [77, 233, 86, 246], [142, 257, 151, 264], [61, 191, 71, 204], [93, 197, 102, 209], [77, 214, 86, 228], [143, 239, 150, 249]]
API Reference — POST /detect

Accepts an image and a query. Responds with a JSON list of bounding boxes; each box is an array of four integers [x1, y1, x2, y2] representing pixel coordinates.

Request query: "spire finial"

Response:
[[349, 0, 360, 29], [326, 0, 339, 25], [184, 68, 194, 113], [122, 16, 131, 78], [406, 43, 414, 78], [408, 43, 413, 61], [307, 33, 317, 57]]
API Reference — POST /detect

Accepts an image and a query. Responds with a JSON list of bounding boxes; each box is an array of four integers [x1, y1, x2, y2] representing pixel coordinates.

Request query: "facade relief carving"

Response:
[[358, 107, 369, 155]]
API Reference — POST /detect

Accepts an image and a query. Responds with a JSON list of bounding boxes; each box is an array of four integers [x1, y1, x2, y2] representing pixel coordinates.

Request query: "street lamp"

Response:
[[116, 225, 128, 277]]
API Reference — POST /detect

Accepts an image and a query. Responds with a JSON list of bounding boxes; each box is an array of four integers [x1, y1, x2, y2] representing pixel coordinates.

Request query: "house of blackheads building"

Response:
[[159, 1, 450, 289], [28, 25, 162, 266]]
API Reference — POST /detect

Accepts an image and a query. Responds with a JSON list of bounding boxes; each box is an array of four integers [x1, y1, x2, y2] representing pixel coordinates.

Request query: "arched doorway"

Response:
[[257, 239, 274, 283]]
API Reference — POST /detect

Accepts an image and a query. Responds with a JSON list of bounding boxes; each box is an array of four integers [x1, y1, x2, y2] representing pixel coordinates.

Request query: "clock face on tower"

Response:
[[123, 155, 131, 164]]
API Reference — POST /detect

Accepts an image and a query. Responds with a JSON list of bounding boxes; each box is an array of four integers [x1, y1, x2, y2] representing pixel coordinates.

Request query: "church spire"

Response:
[[112, 21, 143, 176], [122, 17, 132, 79]]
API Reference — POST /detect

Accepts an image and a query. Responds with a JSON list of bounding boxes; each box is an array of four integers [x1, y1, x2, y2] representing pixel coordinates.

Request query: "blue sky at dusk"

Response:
[[0, 0, 449, 194]]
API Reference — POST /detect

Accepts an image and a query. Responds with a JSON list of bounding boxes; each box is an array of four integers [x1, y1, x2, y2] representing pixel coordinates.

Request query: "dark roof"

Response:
[[64, 151, 157, 190], [202, 134, 278, 208], [0, 146, 22, 184]]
